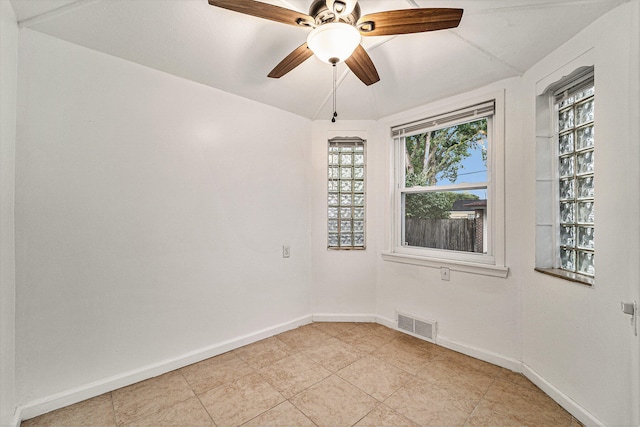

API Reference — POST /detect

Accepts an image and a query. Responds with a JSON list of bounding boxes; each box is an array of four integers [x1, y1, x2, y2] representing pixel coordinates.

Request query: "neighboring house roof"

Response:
[[452, 199, 487, 211]]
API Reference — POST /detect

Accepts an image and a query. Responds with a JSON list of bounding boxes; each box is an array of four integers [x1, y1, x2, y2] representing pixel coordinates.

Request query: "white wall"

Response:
[[0, 1, 18, 425], [519, 2, 640, 425], [310, 120, 378, 318], [15, 30, 312, 407], [374, 79, 523, 368]]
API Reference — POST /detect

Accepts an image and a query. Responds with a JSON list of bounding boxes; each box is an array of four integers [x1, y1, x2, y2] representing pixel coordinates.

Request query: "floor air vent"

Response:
[[397, 312, 437, 343]]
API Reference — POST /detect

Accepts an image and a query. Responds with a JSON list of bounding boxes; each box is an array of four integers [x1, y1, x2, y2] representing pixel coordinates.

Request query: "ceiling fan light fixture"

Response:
[[307, 22, 361, 64]]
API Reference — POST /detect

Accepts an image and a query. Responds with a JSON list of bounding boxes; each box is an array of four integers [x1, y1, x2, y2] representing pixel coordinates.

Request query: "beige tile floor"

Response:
[[22, 322, 584, 427]]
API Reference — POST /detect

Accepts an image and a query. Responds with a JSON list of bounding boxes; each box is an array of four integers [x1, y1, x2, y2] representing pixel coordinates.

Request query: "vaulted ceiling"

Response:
[[11, 0, 624, 120]]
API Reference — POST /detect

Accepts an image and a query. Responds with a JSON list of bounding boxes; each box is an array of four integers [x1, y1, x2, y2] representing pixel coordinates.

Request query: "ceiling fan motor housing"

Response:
[[308, 0, 361, 26]]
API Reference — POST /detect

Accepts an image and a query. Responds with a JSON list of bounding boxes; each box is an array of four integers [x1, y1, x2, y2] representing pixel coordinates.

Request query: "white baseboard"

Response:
[[14, 314, 607, 427], [9, 409, 21, 427], [375, 315, 396, 330], [436, 336, 522, 373], [17, 315, 312, 424], [312, 313, 377, 323], [376, 315, 521, 371], [522, 363, 606, 427]]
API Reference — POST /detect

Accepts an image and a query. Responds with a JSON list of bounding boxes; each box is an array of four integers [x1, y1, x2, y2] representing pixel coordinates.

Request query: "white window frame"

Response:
[[382, 91, 508, 278]]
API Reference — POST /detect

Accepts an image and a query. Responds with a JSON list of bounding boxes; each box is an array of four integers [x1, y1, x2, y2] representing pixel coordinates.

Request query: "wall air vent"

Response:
[[397, 312, 437, 343]]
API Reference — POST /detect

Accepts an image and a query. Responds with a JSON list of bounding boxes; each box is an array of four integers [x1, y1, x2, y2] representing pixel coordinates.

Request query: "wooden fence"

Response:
[[405, 218, 477, 252]]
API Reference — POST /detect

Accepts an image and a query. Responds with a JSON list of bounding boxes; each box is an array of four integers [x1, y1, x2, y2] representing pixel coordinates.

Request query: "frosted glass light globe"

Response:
[[307, 22, 361, 64]]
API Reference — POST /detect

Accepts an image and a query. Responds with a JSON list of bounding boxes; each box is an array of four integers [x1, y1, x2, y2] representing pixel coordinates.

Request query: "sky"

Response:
[[436, 142, 488, 199]]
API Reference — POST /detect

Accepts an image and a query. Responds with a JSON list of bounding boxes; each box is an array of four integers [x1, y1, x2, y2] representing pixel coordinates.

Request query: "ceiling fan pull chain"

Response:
[[332, 62, 338, 123]]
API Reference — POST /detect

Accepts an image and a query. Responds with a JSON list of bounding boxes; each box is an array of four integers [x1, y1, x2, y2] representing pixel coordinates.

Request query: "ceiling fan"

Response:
[[208, 0, 463, 86]]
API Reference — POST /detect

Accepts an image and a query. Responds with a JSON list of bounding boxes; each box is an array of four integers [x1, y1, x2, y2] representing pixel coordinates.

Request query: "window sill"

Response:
[[381, 252, 509, 278], [534, 267, 594, 287]]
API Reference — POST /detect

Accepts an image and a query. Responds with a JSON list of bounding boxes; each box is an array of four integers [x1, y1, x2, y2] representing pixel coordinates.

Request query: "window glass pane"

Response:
[[560, 202, 575, 223], [560, 225, 575, 246], [558, 108, 574, 132], [577, 201, 595, 223], [577, 177, 594, 199], [576, 126, 594, 150], [403, 190, 487, 253], [559, 179, 575, 200], [577, 226, 595, 249], [559, 133, 574, 154], [576, 151, 594, 175], [404, 118, 488, 187], [560, 248, 576, 271], [577, 251, 595, 275], [576, 99, 595, 126], [559, 156, 574, 177], [340, 207, 352, 218]]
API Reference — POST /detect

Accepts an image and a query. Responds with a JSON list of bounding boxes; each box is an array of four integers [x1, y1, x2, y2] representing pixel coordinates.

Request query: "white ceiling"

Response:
[[11, 0, 624, 120]]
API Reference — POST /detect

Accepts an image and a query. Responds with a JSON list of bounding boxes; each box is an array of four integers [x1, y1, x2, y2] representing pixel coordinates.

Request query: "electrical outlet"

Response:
[[283, 244, 290, 258], [440, 267, 450, 281]]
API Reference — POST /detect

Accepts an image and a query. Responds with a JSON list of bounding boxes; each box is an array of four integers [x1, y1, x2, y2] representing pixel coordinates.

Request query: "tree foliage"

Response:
[[405, 192, 479, 220], [405, 120, 487, 187], [404, 119, 487, 219]]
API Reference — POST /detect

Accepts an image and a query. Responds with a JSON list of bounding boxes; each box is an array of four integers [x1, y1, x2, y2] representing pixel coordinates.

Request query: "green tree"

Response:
[[404, 119, 487, 219], [405, 119, 487, 187], [405, 192, 479, 220]]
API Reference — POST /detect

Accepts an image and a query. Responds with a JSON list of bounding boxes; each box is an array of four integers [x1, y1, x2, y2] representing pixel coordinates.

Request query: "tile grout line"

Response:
[[108, 392, 117, 427], [180, 369, 218, 427], [461, 374, 500, 426]]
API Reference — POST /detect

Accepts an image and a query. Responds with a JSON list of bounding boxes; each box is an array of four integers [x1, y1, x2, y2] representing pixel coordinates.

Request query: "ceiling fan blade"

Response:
[[357, 8, 463, 36], [208, 0, 314, 27], [345, 44, 380, 86], [268, 43, 314, 79]]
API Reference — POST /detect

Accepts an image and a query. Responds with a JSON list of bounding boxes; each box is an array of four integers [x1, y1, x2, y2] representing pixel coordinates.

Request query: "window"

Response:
[[535, 65, 595, 286], [384, 95, 507, 277], [327, 137, 365, 249], [555, 76, 595, 277]]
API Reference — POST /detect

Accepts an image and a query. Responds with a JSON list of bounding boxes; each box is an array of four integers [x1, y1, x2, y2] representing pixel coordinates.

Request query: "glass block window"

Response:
[[328, 137, 365, 249], [555, 76, 595, 277]]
